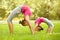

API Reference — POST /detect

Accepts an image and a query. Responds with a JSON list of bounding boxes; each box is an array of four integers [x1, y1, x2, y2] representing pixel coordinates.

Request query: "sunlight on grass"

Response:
[[0, 21, 60, 40]]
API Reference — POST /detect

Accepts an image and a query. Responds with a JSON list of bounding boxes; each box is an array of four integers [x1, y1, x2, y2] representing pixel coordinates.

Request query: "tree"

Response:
[[0, 8, 6, 19]]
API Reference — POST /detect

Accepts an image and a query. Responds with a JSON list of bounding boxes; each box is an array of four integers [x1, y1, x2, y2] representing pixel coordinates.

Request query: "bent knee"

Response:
[[7, 18, 12, 23]]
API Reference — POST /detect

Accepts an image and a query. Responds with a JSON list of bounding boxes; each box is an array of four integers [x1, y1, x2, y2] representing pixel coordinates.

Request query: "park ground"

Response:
[[0, 20, 60, 40]]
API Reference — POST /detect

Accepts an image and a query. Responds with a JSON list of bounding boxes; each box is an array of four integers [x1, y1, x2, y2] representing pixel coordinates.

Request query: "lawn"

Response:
[[0, 21, 60, 40]]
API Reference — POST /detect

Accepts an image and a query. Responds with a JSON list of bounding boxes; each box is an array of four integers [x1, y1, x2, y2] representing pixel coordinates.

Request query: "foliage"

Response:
[[0, 0, 60, 20]]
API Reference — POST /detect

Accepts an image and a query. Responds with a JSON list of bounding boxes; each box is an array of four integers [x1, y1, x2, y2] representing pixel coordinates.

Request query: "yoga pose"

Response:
[[35, 17, 54, 33], [7, 5, 34, 34]]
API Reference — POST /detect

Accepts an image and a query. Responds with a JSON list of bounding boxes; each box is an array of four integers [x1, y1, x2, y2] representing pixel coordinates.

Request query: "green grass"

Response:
[[0, 21, 60, 40]]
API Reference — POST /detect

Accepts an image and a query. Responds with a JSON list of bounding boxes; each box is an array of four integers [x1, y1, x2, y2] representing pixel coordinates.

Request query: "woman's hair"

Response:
[[19, 19, 28, 26]]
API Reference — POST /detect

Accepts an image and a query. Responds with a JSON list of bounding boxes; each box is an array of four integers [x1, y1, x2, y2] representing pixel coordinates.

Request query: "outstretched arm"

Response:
[[24, 15, 34, 34]]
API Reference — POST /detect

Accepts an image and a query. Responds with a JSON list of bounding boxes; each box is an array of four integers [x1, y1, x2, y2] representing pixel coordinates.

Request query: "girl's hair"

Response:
[[36, 26, 44, 31]]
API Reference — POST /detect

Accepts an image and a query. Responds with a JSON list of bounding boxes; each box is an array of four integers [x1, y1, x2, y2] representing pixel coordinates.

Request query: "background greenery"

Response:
[[0, 0, 60, 20], [0, 21, 60, 40], [0, 0, 60, 40]]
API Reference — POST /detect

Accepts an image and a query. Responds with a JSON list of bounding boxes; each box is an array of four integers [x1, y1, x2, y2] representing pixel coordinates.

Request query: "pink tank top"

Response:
[[35, 17, 44, 25], [21, 5, 32, 16]]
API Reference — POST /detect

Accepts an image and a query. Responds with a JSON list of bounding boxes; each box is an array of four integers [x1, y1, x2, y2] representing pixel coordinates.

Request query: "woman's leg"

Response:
[[7, 6, 21, 34], [24, 15, 34, 34]]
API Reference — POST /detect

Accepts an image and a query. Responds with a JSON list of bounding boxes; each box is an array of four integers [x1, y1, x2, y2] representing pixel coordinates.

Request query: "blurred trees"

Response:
[[0, 0, 60, 20], [0, 8, 6, 20]]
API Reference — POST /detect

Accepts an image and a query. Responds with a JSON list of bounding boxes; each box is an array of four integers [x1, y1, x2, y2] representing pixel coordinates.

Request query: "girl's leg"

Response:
[[46, 27, 54, 33]]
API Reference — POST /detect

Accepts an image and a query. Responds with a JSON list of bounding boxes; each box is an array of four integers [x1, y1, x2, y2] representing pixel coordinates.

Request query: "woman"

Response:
[[7, 5, 34, 34]]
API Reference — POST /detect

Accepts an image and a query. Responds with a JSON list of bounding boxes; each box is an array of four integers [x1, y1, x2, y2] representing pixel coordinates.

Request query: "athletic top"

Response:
[[35, 17, 54, 27], [7, 5, 32, 23], [21, 5, 32, 16], [35, 17, 44, 26]]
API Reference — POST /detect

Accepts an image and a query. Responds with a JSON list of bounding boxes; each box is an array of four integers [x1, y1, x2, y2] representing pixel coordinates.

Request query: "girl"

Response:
[[35, 17, 54, 33]]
